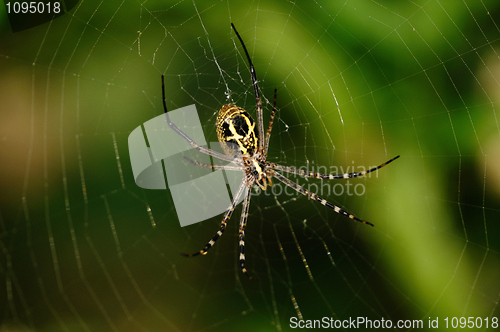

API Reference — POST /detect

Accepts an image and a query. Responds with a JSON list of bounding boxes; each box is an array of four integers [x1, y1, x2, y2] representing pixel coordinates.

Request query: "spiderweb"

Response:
[[1, 0, 500, 331]]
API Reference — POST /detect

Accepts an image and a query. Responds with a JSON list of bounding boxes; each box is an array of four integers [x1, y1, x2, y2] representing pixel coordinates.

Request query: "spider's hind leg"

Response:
[[238, 187, 254, 279]]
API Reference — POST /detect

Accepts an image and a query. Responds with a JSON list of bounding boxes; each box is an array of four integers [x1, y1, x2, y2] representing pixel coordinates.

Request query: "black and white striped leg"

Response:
[[273, 155, 400, 180], [231, 23, 265, 152], [263, 88, 278, 157], [183, 156, 244, 171], [161, 75, 236, 164], [181, 178, 248, 257], [238, 185, 253, 279], [271, 171, 374, 227]]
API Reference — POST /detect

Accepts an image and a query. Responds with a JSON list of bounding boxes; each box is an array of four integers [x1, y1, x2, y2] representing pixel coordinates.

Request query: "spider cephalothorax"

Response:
[[244, 154, 273, 190], [161, 23, 399, 279]]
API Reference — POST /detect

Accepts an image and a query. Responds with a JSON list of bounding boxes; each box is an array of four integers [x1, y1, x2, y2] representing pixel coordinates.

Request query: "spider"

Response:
[[162, 23, 399, 279]]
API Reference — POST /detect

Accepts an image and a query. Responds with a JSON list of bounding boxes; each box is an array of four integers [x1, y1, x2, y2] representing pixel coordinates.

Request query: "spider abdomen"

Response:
[[216, 104, 259, 158]]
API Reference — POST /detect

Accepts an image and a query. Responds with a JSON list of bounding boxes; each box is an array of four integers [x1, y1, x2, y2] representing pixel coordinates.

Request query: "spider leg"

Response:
[[162, 75, 236, 164], [183, 156, 244, 171], [273, 155, 400, 180], [231, 23, 265, 153], [238, 184, 253, 279], [181, 177, 248, 257], [263, 89, 278, 158], [271, 170, 374, 227]]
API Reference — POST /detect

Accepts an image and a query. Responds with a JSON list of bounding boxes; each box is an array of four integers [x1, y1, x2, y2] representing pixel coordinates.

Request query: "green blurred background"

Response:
[[1, 0, 500, 331]]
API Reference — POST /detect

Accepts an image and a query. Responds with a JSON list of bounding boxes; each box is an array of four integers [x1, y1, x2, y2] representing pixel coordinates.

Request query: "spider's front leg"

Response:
[[161, 75, 236, 164], [271, 170, 374, 226], [273, 155, 400, 180], [182, 156, 244, 171]]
